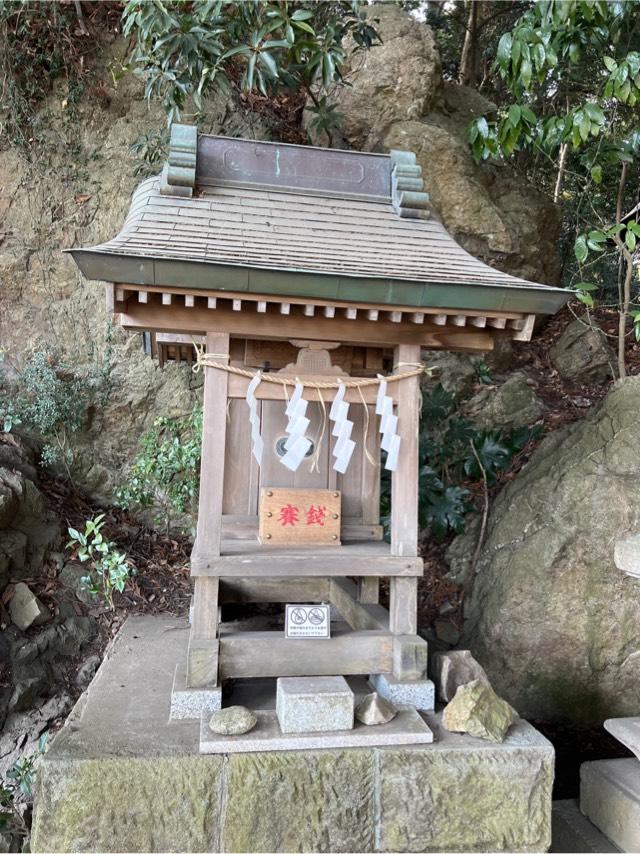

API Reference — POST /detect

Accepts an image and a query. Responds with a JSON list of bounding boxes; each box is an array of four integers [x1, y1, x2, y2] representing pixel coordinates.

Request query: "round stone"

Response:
[[208, 706, 257, 736]]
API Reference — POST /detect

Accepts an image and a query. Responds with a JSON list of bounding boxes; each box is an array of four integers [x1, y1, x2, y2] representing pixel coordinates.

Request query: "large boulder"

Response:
[[309, 3, 562, 285], [550, 318, 615, 384], [456, 377, 640, 725], [461, 372, 544, 431]]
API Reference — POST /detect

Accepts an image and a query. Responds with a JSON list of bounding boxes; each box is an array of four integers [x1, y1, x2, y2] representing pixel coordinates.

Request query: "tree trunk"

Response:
[[459, 1, 490, 87]]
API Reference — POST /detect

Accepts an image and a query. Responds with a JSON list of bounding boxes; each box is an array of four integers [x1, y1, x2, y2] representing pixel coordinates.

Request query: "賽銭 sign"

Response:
[[258, 488, 341, 546]]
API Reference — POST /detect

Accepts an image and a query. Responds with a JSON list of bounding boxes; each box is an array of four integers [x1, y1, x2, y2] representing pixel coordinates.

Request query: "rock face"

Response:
[[457, 377, 640, 724], [550, 318, 615, 384], [461, 372, 544, 430], [443, 680, 517, 743], [0, 38, 271, 501], [310, 3, 562, 286]]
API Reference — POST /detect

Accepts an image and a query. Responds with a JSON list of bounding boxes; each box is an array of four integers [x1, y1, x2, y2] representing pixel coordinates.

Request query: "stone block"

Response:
[[604, 716, 640, 761], [170, 662, 221, 720], [581, 758, 640, 853], [276, 676, 354, 734], [371, 673, 435, 711], [223, 747, 374, 853], [378, 715, 554, 853]]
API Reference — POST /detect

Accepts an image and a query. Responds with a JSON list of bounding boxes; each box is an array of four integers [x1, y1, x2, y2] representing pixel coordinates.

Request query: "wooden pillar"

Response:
[[389, 344, 421, 675], [188, 331, 229, 688]]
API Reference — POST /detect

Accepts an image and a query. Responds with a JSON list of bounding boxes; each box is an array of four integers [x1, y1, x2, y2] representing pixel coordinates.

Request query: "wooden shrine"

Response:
[[68, 126, 569, 705]]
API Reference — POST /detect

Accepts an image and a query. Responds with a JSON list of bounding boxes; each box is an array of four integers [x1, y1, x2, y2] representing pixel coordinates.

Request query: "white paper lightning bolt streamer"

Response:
[[245, 372, 264, 466], [280, 381, 312, 471], [329, 382, 356, 474], [378, 387, 401, 472]]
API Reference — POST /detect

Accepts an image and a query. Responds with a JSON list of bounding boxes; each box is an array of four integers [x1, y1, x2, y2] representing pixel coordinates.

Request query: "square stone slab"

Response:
[[200, 707, 434, 754], [604, 717, 640, 761], [276, 675, 354, 734], [170, 661, 221, 720], [370, 673, 435, 711]]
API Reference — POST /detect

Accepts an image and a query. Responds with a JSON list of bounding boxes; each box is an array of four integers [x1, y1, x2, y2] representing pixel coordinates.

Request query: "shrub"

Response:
[[66, 515, 133, 610]]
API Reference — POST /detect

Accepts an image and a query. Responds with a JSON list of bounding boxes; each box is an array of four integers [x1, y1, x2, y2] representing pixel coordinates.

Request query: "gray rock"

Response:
[[209, 706, 257, 736], [603, 717, 640, 762], [422, 351, 477, 401], [443, 679, 518, 743], [8, 581, 51, 630], [75, 655, 102, 690], [614, 533, 640, 578], [461, 372, 544, 430], [550, 319, 615, 384], [58, 562, 95, 605], [355, 693, 397, 726], [459, 376, 640, 724], [433, 618, 461, 646], [432, 650, 491, 703]]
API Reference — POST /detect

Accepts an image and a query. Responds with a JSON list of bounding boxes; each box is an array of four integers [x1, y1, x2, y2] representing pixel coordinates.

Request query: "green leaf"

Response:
[[575, 234, 588, 263], [576, 292, 594, 308], [508, 104, 521, 127], [591, 164, 603, 184], [520, 57, 532, 89], [626, 230, 637, 251], [585, 102, 605, 123], [604, 55, 618, 72], [496, 32, 512, 69]]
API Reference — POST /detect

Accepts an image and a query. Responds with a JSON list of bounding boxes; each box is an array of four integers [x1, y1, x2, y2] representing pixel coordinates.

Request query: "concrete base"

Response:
[[170, 661, 221, 720], [371, 672, 435, 711], [32, 615, 555, 854], [551, 800, 621, 853], [580, 758, 640, 853]]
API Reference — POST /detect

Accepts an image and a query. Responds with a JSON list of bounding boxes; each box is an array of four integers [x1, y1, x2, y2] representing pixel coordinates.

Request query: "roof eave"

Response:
[[67, 249, 571, 316]]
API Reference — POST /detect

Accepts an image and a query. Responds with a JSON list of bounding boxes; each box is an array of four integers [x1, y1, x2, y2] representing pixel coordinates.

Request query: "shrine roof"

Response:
[[68, 127, 570, 316]]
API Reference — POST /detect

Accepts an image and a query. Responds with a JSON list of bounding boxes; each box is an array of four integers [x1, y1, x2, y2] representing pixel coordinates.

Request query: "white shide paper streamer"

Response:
[[377, 381, 401, 472], [329, 382, 355, 474], [280, 381, 312, 471], [245, 372, 264, 466]]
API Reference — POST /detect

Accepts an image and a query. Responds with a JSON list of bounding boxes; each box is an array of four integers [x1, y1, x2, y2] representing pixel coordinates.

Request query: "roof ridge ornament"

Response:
[[390, 150, 430, 220], [160, 123, 197, 198]]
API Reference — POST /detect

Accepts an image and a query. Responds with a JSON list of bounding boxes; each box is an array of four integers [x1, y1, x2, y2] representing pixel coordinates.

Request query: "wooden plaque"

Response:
[[259, 488, 341, 546]]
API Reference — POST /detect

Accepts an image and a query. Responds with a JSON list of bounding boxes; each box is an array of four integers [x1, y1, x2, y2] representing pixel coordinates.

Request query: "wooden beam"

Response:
[[226, 374, 379, 404], [367, 309, 379, 321], [346, 308, 357, 320], [452, 315, 467, 326], [389, 311, 402, 323], [329, 579, 389, 631], [324, 306, 336, 318], [470, 316, 486, 328], [207, 297, 217, 309], [185, 294, 195, 308], [219, 629, 393, 679], [221, 513, 383, 540], [232, 299, 242, 311], [138, 290, 148, 304], [118, 302, 495, 352], [488, 317, 507, 329], [433, 314, 447, 325], [304, 304, 315, 316], [256, 301, 267, 313], [280, 302, 291, 315], [220, 577, 330, 604], [191, 549, 423, 577], [411, 313, 425, 324], [162, 293, 172, 306]]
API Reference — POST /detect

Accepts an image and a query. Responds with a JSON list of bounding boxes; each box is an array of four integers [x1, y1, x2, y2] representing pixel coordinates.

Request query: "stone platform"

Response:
[[32, 615, 555, 853]]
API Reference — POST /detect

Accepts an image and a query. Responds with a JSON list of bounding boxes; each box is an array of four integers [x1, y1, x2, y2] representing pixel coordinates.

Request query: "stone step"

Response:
[[552, 799, 621, 853]]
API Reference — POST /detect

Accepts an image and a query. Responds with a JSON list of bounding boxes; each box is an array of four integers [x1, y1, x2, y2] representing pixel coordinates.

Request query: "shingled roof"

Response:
[[68, 125, 569, 317]]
